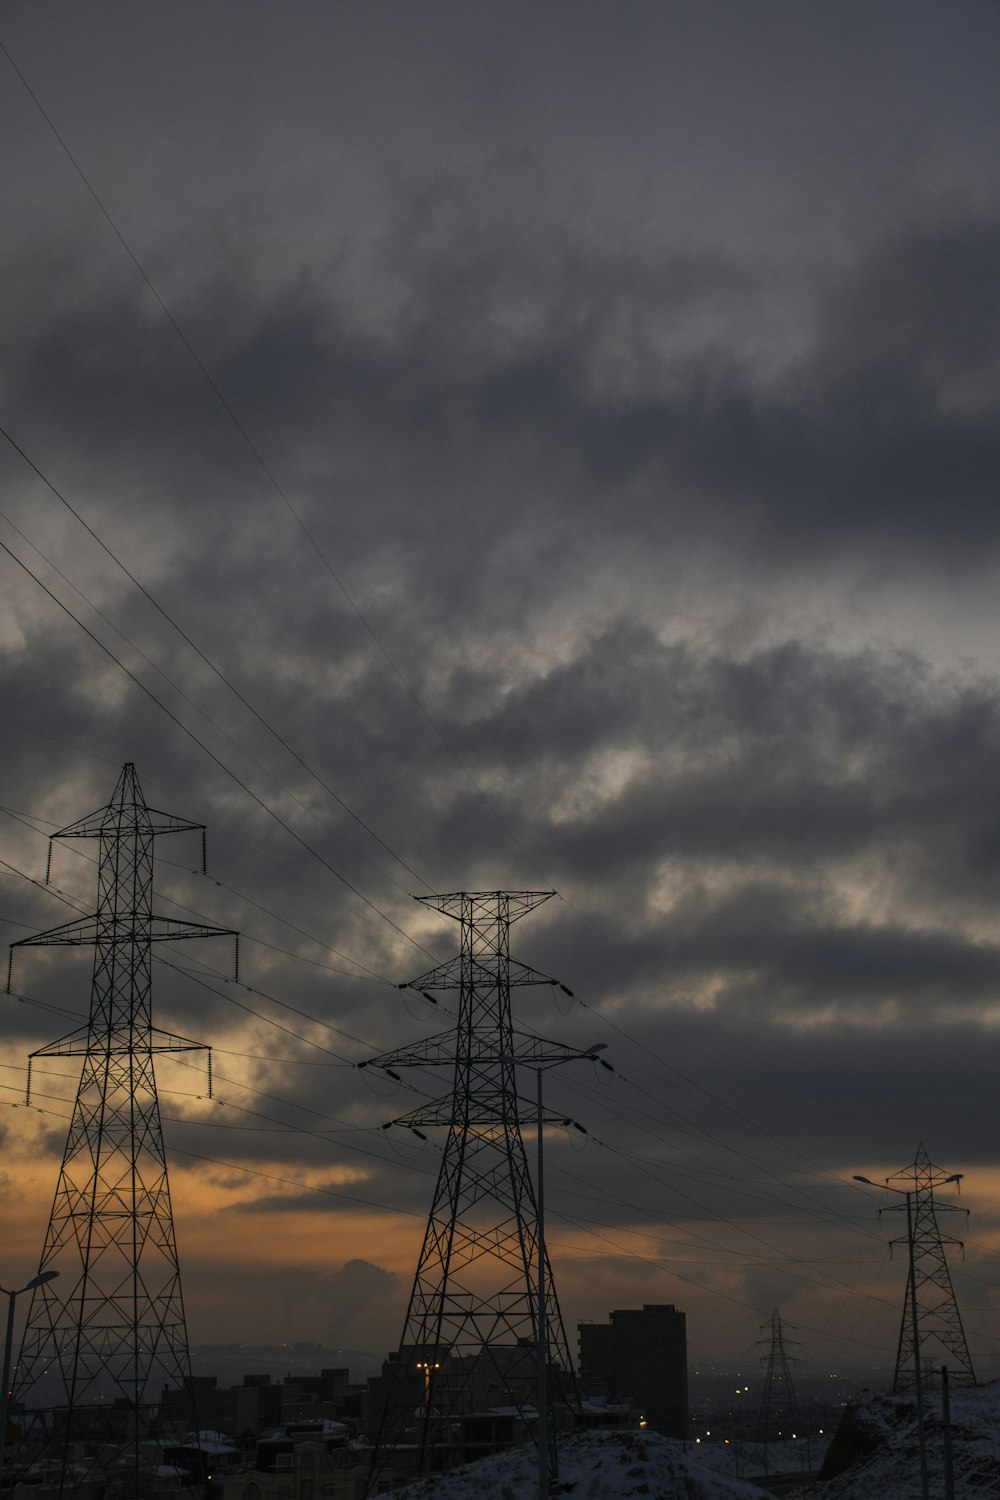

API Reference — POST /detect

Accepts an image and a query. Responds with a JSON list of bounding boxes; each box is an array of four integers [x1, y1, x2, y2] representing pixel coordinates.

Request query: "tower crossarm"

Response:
[[27, 1024, 91, 1057], [8, 913, 239, 993], [364, 1026, 585, 1072], [383, 1096, 470, 1130], [384, 1096, 578, 1130], [149, 915, 239, 943], [402, 956, 564, 993], [10, 914, 236, 949], [888, 1229, 967, 1255], [417, 889, 555, 924], [31, 1024, 210, 1059], [502, 1034, 598, 1065], [883, 1197, 969, 1257], [883, 1201, 969, 1216], [50, 804, 206, 842], [890, 1236, 967, 1261], [364, 1030, 458, 1069], [10, 915, 103, 949]]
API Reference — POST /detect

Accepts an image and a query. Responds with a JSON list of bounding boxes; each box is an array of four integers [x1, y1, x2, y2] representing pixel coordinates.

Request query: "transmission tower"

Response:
[[756, 1309, 801, 1445], [364, 891, 588, 1490], [882, 1144, 975, 1391], [6, 763, 236, 1500]]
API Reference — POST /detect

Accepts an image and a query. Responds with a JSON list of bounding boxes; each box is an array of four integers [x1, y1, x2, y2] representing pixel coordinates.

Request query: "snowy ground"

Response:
[[690, 1433, 830, 1483], [383, 1428, 770, 1499], [382, 1384, 1000, 1498], [790, 1380, 1000, 1499]]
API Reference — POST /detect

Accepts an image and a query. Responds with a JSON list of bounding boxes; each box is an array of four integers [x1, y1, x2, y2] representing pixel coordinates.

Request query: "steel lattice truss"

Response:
[[366, 891, 581, 1488], [8, 764, 236, 1500], [887, 1143, 976, 1391], [756, 1309, 801, 1443]]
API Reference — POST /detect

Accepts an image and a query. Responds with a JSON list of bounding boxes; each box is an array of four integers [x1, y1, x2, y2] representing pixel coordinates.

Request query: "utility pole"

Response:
[[523, 1048, 605, 1500], [756, 1309, 800, 1477], [363, 891, 599, 1494], [857, 1147, 974, 1390], [7, 764, 236, 1500], [892, 1146, 975, 1391], [855, 1146, 973, 1500], [941, 1365, 956, 1500], [0, 1271, 58, 1477]]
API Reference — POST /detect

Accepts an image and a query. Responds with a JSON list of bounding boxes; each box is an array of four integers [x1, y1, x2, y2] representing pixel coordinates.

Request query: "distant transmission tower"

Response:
[[364, 891, 590, 1490], [883, 1144, 975, 1391], [7, 763, 236, 1500], [756, 1308, 801, 1445]]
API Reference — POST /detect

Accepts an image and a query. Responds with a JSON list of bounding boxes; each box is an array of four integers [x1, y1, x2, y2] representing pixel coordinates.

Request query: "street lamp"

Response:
[[414, 1359, 440, 1411], [0, 1271, 59, 1467], [503, 1044, 609, 1500], [852, 1172, 962, 1500]]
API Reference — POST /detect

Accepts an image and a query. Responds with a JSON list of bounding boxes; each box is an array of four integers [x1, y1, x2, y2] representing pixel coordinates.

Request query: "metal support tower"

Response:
[[6, 763, 236, 1499], [756, 1309, 801, 1448], [885, 1144, 975, 1391], [364, 891, 584, 1490]]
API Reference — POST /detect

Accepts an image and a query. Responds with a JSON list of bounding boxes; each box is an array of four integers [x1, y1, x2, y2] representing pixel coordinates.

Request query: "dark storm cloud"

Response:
[[4, 0, 1000, 1371], [439, 622, 1000, 906], [661, 1006, 1000, 1175], [8, 206, 1000, 648], [220, 206, 1000, 579], [669, 890, 1000, 1013], [374, 608, 946, 916], [10, 541, 1000, 1062], [0, 256, 255, 514]]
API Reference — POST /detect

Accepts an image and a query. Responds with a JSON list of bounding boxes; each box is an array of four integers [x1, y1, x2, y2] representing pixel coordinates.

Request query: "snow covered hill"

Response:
[[382, 1383, 1000, 1498], [384, 1428, 770, 1499], [799, 1380, 1000, 1498]]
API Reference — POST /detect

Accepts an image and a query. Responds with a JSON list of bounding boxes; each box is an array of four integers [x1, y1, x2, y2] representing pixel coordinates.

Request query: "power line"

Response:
[[0, 437, 429, 898], [569, 991, 885, 1210], [0, 32, 543, 880], [0, 534, 432, 957], [5, 822, 893, 1290], [3, 819, 388, 986], [2, 845, 444, 1107], [0, 34, 968, 1297], [564, 1064, 883, 1241], [0, 226, 885, 1257], [1, 793, 931, 1326], [0, 501, 418, 898], [0, 727, 434, 951]]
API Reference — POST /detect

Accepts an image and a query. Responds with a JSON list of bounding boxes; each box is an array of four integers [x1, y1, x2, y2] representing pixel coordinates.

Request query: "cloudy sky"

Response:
[[3, 1, 1000, 1386]]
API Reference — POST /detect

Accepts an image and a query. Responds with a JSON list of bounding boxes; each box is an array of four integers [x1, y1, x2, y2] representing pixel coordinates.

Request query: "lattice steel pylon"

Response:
[[756, 1309, 801, 1445], [883, 1143, 975, 1391], [364, 891, 586, 1491], [6, 763, 236, 1500]]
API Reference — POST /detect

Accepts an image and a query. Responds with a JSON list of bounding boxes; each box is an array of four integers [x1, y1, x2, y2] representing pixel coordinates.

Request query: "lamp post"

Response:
[[0, 1271, 59, 1471], [853, 1171, 962, 1500], [415, 1359, 440, 1412], [502, 1044, 608, 1500]]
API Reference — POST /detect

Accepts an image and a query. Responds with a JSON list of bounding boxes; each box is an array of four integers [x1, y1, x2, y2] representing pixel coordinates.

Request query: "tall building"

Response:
[[578, 1305, 688, 1439]]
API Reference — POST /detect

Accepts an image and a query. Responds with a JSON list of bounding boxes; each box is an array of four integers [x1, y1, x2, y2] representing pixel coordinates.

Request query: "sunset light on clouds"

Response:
[[2, 2, 1000, 1393]]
